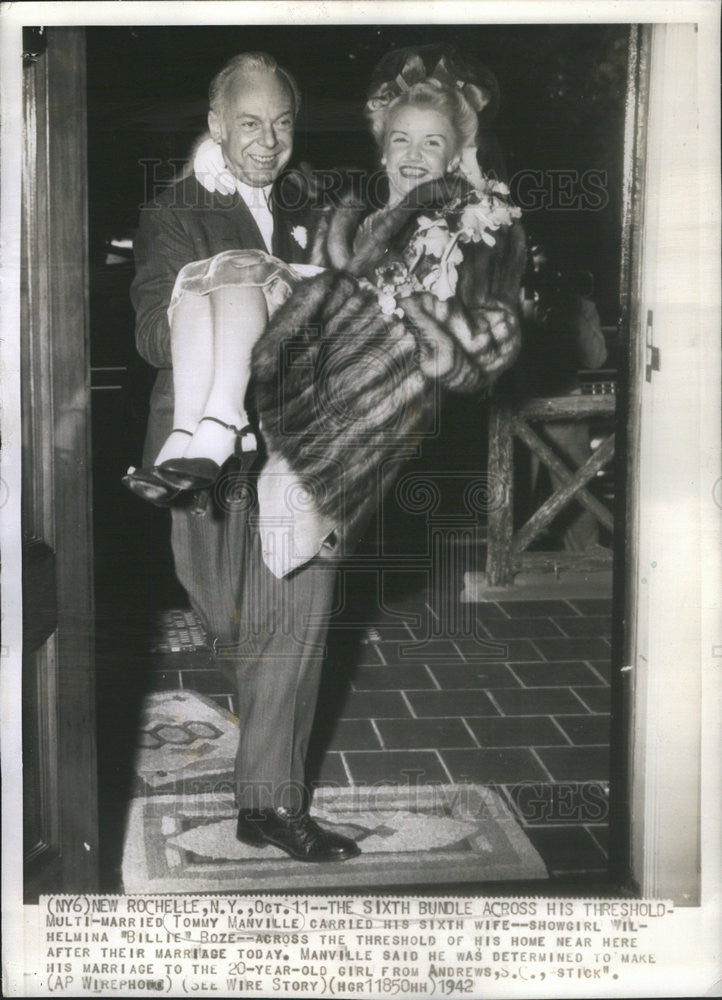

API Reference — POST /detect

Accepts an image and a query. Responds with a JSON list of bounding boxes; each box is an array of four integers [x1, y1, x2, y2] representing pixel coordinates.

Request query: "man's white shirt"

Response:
[[235, 179, 274, 253]]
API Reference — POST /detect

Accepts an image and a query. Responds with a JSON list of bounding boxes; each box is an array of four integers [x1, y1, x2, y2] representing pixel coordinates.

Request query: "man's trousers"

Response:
[[169, 482, 337, 813]]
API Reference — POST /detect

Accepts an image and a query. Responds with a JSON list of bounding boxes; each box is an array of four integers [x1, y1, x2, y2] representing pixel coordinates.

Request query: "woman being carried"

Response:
[[124, 47, 526, 577]]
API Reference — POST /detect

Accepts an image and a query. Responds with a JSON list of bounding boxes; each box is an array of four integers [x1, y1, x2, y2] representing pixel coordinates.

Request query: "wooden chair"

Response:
[[486, 391, 616, 586]]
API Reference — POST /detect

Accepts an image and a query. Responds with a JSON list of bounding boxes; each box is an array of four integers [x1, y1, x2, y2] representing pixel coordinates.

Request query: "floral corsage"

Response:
[[291, 225, 308, 249], [374, 177, 521, 317]]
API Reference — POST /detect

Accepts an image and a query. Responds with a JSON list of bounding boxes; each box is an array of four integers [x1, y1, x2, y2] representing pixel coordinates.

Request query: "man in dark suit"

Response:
[[131, 52, 359, 863]]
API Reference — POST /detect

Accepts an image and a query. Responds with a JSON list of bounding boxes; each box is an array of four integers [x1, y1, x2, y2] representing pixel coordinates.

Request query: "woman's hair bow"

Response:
[[365, 53, 426, 112], [427, 54, 489, 113], [365, 45, 497, 119]]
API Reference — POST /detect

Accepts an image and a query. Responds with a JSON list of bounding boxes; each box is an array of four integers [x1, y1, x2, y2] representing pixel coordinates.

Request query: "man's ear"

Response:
[[208, 110, 223, 143]]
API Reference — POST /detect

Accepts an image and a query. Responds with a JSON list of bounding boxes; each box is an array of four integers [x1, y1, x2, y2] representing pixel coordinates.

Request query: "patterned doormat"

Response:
[[122, 691, 548, 892], [133, 690, 237, 796]]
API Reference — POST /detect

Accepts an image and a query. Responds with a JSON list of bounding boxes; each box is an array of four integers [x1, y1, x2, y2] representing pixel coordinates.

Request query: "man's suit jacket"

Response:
[[131, 172, 321, 463]]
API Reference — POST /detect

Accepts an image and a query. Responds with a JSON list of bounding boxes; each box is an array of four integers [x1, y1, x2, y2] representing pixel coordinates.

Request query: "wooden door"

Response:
[[21, 26, 98, 897]]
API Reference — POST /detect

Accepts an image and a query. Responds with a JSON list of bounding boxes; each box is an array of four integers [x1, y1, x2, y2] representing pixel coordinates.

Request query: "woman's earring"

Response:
[[381, 155, 387, 165]]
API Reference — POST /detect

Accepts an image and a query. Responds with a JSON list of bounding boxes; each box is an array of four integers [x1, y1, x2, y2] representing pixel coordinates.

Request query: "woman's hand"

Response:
[[464, 298, 522, 376], [399, 289, 521, 389], [398, 292, 457, 381], [193, 136, 236, 196]]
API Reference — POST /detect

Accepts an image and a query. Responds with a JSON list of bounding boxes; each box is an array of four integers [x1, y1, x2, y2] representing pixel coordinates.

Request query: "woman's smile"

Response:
[[383, 105, 458, 204], [399, 164, 429, 177]]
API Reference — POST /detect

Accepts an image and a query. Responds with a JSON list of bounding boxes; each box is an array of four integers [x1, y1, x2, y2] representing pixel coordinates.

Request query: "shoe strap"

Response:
[[170, 427, 193, 436], [200, 415, 253, 436]]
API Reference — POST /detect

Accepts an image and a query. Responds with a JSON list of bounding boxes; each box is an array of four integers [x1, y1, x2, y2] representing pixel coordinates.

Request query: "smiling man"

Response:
[[132, 53, 317, 381], [130, 53, 360, 864], [208, 57, 296, 193]]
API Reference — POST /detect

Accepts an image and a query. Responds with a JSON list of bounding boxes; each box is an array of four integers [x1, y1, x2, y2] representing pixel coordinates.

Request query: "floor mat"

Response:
[[124, 783, 548, 893], [133, 690, 237, 796], [124, 689, 548, 891]]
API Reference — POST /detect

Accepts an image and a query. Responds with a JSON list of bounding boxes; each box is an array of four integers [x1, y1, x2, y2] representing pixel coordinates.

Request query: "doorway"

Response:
[[15, 21, 709, 903]]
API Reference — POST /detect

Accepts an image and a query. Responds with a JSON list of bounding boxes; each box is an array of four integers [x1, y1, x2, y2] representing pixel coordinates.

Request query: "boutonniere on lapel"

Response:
[[291, 225, 308, 249]]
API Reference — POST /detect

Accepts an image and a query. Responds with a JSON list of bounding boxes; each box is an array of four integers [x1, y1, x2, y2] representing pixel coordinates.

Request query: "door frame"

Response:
[[19, 26, 99, 897], [611, 20, 719, 904]]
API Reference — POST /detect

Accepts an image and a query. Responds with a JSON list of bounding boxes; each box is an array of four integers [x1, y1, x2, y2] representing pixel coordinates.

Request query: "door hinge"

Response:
[[645, 308, 661, 381]]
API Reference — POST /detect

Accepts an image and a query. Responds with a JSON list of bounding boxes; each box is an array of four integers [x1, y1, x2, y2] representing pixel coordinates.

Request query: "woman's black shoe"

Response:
[[160, 418, 258, 489], [121, 466, 183, 506], [157, 457, 221, 491]]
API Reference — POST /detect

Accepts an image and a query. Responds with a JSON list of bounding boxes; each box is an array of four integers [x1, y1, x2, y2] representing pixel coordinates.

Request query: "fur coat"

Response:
[[250, 175, 526, 559]]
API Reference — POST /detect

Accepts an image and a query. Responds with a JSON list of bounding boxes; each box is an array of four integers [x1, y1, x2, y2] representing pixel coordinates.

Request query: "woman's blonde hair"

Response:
[[365, 79, 479, 155]]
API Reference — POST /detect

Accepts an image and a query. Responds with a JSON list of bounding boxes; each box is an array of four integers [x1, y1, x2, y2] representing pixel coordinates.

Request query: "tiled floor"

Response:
[[143, 591, 613, 881]]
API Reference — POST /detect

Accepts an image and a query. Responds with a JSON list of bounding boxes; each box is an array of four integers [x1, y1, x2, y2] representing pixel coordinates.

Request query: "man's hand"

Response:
[[193, 136, 236, 195]]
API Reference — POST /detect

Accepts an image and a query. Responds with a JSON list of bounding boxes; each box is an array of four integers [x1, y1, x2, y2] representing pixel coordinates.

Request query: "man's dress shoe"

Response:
[[236, 807, 361, 863]]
